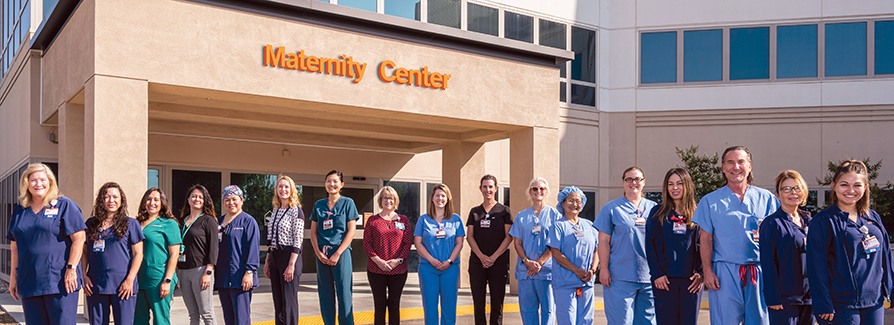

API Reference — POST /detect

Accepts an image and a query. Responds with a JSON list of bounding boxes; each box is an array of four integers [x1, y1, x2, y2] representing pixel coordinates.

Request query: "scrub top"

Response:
[[310, 196, 360, 249], [546, 218, 598, 289], [759, 207, 810, 306], [216, 212, 260, 289], [593, 196, 657, 283], [645, 208, 701, 281], [7, 196, 87, 298], [508, 206, 562, 281], [85, 217, 145, 295], [137, 217, 182, 289], [414, 214, 465, 265], [807, 205, 893, 313], [692, 185, 779, 265], [467, 203, 513, 265]]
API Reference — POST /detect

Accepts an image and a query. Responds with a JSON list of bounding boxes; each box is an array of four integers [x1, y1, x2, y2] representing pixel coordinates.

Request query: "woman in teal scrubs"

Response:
[[135, 188, 182, 325], [310, 170, 359, 325]]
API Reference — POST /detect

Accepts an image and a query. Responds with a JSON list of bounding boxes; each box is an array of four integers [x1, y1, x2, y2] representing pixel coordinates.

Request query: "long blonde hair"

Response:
[[272, 175, 302, 209], [18, 164, 62, 207]]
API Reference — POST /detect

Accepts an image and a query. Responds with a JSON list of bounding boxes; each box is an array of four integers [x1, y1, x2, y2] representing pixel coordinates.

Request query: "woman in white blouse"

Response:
[[263, 175, 305, 325]]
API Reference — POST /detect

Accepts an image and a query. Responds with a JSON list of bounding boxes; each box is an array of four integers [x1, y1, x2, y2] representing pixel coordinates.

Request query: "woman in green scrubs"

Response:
[[134, 188, 182, 325]]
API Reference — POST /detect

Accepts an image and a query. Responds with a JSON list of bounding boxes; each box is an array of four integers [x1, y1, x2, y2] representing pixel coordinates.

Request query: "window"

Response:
[[777, 25, 817, 78], [570, 85, 595, 106], [684, 29, 723, 82], [730, 27, 769, 80], [502, 187, 510, 207], [644, 192, 662, 204], [504, 11, 533, 43], [384, 0, 421, 20], [825, 22, 867, 77], [641, 31, 677, 83], [875, 21, 894, 75], [580, 191, 596, 221], [231, 173, 277, 244], [383, 181, 421, 228], [338, 0, 376, 12], [148, 169, 160, 189], [539, 19, 566, 50], [427, 0, 460, 29], [572, 27, 596, 83], [171, 169, 222, 218], [467, 3, 497, 36], [1, 0, 30, 81], [559, 82, 566, 102]]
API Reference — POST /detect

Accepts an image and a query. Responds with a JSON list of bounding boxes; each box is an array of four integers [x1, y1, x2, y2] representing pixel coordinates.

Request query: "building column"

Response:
[[508, 126, 560, 294], [84, 75, 148, 217], [442, 140, 485, 288], [58, 102, 88, 210]]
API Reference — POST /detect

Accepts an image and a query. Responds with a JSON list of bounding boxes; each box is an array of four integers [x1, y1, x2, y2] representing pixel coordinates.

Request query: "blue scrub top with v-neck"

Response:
[[508, 206, 562, 281], [310, 196, 360, 248], [692, 185, 779, 265], [593, 196, 657, 283], [414, 213, 465, 264], [85, 217, 144, 294], [546, 218, 598, 289]]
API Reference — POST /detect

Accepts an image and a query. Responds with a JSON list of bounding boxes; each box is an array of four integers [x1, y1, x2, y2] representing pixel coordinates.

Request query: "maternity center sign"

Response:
[[263, 45, 451, 90]]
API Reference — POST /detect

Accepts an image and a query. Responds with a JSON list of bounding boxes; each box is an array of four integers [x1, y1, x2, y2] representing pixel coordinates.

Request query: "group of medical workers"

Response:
[[6, 144, 893, 325]]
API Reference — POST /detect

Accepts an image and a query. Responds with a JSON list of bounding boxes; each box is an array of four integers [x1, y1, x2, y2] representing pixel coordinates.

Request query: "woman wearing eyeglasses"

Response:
[[547, 186, 598, 325], [594, 166, 658, 325], [759, 170, 813, 325]]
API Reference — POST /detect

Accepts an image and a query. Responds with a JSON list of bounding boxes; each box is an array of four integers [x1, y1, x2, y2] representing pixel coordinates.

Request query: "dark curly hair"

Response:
[[137, 188, 177, 224], [180, 184, 217, 221], [87, 182, 130, 241]]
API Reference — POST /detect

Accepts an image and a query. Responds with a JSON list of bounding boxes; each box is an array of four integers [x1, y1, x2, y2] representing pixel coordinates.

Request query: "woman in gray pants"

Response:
[[178, 185, 220, 325]]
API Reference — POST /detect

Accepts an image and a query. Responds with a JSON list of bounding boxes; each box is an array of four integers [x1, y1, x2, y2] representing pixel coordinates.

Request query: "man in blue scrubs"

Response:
[[692, 146, 779, 325]]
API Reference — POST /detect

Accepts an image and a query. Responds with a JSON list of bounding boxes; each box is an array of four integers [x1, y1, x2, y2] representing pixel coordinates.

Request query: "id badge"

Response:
[[93, 240, 105, 253], [436, 229, 446, 239], [395, 222, 405, 230], [751, 230, 760, 243], [673, 222, 686, 235], [634, 217, 646, 226], [532, 225, 541, 235], [574, 230, 585, 238], [44, 208, 59, 218], [179, 253, 187, 263], [480, 219, 491, 228], [323, 219, 334, 230], [863, 236, 881, 254]]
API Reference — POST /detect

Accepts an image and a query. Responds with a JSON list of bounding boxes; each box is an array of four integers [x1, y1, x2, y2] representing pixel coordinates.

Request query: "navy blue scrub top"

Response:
[[85, 217, 145, 294], [7, 196, 87, 298], [215, 212, 260, 289], [807, 205, 894, 314], [759, 207, 810, 306], [645, 207, 701, 282]]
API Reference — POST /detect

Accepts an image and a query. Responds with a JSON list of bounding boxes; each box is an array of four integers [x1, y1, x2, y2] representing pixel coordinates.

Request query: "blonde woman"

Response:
[[264, 176, 305, 325], [363, 186, 412, 325]]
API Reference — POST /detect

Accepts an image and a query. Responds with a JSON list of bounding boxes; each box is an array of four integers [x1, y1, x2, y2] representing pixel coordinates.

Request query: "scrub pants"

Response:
[[653, 277, 701, 325], [178, 266, 217, 325], [554, 286, 594, 325], [418, 263, 460, 325], [768, 304, 812, 325], [87, 293, 137, 325], [816, 304, 884, 325], [518, 279, 555, 325], [21, 292, 79, 325], [603, 280, 656, 325], [135, 286, 175, 325], [219, 288, 253, 325], [469, 261, 509, 325], [317, 249, 355, 325], [269, 249, 302, 325], [709, 262, 768, 325]]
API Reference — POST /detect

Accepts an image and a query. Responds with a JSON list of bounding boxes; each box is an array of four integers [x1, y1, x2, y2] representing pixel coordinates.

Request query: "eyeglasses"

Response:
[[530, 187, 547, 192], [780, 186, 802, 194], [624, 177, 644, 184], [564, 199, 583, 205]]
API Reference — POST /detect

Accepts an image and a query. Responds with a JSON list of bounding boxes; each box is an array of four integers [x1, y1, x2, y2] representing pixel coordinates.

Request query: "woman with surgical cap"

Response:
[[546, 186, 599, 325], [216, 185, 260, 325]]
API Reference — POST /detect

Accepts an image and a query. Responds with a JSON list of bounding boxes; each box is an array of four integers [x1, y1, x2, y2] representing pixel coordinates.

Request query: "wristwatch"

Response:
[[447, 259, 454, 265], [163, 277, 173, 284], [397, 258, 404, 265], [204, 269, 213, 275], [66, 264, 76, 270], [523, 258, 530, 264], [245, 270, 254, 274]]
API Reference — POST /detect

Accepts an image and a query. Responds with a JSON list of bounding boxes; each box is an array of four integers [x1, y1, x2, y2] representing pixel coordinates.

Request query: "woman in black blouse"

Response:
[[177, 185, 220, 325]]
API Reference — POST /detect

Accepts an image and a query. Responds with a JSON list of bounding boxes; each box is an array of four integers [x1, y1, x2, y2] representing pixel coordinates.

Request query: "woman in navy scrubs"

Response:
[[759, 170, 813, 325], [310, 170, 359, 325], [83, 182, 145, 325], [807, 160, 893, 325], [645, 168, 702, 325], [8, 164, 87, 325], [216, 185, 260, 325]]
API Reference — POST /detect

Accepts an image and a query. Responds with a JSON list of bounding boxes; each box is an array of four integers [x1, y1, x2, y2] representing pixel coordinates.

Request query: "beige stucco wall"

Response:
[[40, 0, 95, 120]]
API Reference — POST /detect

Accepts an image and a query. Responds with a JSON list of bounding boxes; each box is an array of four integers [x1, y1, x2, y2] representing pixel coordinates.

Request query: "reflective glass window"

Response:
[[730, 27, 769, 80], [148, 169, 159, 189], [171, 170, 221, 218], [467, 3, 497, 36], [571, 84, 595, 106], [338, 0, 376, 12], [571, 27, 596, 83], [684, 29, 722, 82], [230, 173, 277, 243], [383, 181, 421, 227], [44, 0, 59, 19], [825, 22, 867, 77], [641, 31, 677, 83], [875, 21, 894, 75], [539, 19, 566, 50], [777, 25, 818, 78], [428, 0, 460, 29], [581, 191, 596, 221], [504, 11, 533, 43], [384, 0, 421, 21], [559, 82, 566, 102]]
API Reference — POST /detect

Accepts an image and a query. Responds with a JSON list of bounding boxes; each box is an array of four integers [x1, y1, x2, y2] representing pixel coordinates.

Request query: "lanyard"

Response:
[[181, 213, 203, 243]]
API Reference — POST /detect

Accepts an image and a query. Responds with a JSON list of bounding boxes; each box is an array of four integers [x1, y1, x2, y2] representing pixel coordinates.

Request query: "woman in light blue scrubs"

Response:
[[414, 183, 465, 325], [509, 177, 561, 325], [547, 186, 598, 325], [8, 164, 87, 325], [83, 182, 145, 325], [595, 166, 657, 325], [310, 170, 359, 325]]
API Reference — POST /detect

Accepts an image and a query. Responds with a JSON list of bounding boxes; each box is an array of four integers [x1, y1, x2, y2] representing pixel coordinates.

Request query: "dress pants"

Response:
[[269, 249, 302, 325], [178, 267, 217, 325], [469, 261, 509, 325], [368, 271, 408, 325]]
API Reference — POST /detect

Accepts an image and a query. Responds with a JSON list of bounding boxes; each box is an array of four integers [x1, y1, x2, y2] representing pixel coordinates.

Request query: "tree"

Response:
[[817, 158, 894, 232], [675, 146, 725, 201]]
